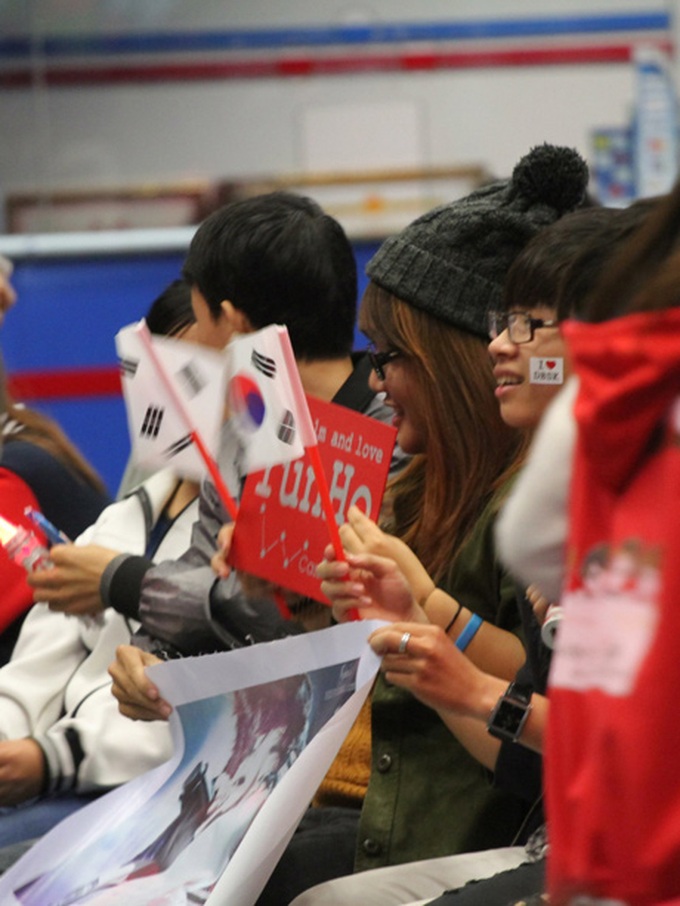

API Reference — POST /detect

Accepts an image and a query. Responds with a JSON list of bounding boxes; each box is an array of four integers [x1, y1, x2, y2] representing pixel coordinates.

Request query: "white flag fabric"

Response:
[[116, 321, 229, 482], [0, 622, 382, 906], [225, 324, 317, 474]]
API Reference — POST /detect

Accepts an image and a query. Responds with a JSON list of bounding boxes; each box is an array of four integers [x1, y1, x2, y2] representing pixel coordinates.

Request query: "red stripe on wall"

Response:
[[8, 366, 121, 401], [0, 42, 669, 87]]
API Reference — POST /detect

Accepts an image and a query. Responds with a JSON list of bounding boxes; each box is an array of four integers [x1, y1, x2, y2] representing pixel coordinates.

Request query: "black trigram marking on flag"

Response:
[[251, 348, 276, 379], [140, 405, 164, 439], [176, 361, 205, 399], [119, 356, 139, 378], [277, 409, 296, 445], [163, 433, 193, 459]]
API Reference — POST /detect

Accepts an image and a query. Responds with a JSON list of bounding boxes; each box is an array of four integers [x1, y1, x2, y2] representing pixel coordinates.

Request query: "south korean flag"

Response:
[[115, 320, 229, 481], [225, 324, 316, 474]]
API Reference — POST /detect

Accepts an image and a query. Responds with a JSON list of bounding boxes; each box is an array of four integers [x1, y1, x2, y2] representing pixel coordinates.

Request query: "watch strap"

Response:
[[486, 680, 534, 743]]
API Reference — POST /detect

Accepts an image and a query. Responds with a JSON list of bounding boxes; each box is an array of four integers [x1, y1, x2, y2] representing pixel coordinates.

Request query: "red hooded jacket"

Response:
[[547, 308, 680, 904]]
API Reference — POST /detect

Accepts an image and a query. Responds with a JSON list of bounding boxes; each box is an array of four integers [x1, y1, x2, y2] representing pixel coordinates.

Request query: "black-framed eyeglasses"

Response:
[[488, 310, 559, 345], [368, 347, 402, 381]]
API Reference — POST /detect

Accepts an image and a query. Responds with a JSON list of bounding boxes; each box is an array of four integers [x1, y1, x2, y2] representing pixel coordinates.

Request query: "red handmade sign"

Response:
[[229, 396, 396, 603]]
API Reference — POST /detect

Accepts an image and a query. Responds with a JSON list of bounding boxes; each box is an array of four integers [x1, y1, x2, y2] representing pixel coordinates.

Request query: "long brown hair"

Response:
[[2, 365, 107, 495], [361, 283, 526, 583]]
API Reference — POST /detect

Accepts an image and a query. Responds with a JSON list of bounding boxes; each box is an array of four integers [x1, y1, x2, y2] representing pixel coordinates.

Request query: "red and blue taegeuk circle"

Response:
[[229, 373, 266, 432]]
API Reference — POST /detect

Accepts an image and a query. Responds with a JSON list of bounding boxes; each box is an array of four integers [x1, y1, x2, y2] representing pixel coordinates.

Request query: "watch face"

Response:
[[492, 699, 528, 733]]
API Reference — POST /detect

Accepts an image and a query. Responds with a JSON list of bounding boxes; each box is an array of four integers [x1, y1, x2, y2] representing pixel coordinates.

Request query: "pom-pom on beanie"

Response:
[[366, 143, 589, 337]]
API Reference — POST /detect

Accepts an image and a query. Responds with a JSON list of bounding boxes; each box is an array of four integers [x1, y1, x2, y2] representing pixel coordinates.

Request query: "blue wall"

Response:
[[2, 240, 379, 495]]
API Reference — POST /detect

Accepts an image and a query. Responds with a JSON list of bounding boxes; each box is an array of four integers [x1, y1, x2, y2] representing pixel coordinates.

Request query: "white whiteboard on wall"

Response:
[[300, 100, 424, 172]]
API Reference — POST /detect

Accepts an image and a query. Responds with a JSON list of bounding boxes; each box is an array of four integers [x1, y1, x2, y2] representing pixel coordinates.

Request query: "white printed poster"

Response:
[[0, 622, 382, 906]]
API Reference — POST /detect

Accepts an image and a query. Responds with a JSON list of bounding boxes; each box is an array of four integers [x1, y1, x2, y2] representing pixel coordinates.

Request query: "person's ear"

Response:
[[220, 300, 254, 335]]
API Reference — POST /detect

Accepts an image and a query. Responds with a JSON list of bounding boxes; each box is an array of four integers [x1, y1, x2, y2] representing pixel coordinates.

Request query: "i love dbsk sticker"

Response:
[[530, 356, 564, 385]]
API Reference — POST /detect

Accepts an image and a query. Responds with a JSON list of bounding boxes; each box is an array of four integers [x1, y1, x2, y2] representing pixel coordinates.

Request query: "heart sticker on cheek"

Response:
[[529, 357, 564, 385]]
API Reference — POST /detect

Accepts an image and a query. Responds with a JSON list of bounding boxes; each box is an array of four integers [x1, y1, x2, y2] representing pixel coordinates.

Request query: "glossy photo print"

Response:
[[0, 623, 381, 906]]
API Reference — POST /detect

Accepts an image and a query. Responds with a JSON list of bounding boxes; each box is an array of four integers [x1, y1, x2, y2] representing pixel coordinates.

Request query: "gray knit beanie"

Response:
[[366, 144, 589, 337]]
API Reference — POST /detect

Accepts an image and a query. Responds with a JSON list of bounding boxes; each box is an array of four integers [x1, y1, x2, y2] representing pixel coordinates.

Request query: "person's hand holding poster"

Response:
[[0, 622, 383, 906]]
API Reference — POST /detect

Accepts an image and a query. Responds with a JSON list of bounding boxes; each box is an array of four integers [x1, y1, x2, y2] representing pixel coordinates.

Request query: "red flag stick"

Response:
[[189, 428, 238, 523], [276, 328, 359, 620]]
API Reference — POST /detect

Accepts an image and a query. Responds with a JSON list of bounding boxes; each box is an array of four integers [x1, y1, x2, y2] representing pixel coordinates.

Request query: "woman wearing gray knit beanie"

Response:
[[352, 144, 588, 580], [258, 146, 588, 906]]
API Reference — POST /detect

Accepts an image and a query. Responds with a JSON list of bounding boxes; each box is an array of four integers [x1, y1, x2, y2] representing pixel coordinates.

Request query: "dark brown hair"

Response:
[[502, 201, 658, 324], [1, 357, 106, 495], [582, 190, 679, 323], [360, 284, 526, 583]]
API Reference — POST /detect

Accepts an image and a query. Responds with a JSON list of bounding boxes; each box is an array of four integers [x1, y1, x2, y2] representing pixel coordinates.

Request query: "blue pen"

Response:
[[24, 507, 70, 546]]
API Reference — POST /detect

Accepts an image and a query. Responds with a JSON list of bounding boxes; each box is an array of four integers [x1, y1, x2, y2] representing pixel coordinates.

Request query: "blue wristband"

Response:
[[455, 613, 483, 652]]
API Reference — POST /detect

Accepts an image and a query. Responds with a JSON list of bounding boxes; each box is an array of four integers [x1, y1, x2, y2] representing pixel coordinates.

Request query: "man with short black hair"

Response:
[[31, 191, 406, 655]]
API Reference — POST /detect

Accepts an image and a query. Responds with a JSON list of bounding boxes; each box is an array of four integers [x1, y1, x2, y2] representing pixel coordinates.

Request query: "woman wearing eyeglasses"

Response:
[[488, 309, 561, 425], [243, 145, 583, 903], [304, 202, 658, 906]]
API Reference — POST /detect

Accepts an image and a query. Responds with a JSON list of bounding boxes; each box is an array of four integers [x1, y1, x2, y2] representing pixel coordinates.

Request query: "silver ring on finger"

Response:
[[398, 631, 411, 655]]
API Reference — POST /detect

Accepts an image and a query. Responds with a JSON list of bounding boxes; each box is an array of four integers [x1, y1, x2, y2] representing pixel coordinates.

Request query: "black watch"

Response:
[[487, 681, 533, 743]]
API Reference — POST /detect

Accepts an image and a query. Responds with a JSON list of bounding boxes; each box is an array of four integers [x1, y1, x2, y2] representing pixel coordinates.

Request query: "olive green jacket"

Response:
[[355, 488, 529, 870]]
